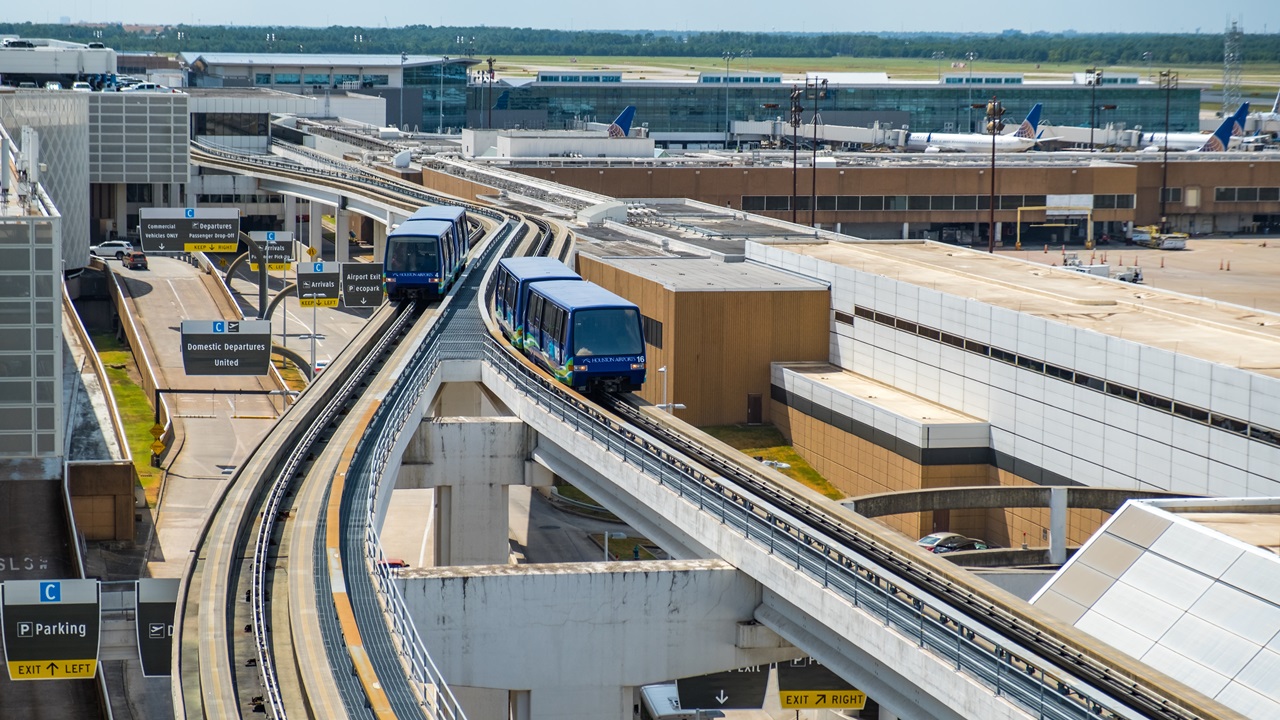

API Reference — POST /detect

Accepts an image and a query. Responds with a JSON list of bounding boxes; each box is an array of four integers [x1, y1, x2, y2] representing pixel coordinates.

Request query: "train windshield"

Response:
[[387, 236, 439, 273], [572, 308, 643, 357]]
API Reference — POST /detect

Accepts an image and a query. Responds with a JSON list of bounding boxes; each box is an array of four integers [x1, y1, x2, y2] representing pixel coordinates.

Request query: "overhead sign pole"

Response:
[[249, 231, 295, 321], [2, 579, 101, 680]]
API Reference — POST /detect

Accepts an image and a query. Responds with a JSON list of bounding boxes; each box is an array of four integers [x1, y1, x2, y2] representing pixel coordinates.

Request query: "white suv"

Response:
[[89, 240, 134, 259]]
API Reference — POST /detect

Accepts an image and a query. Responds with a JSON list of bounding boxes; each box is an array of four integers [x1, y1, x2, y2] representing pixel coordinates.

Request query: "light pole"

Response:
[[805, 77, 828, 229], [1142, 51, 1153, 82], [603, 531, 626, 561], [1159, 70, 1178, 233], [438, 56, 449, 134], [655, 366, 686, 413], [788, 86, 803, 225], [722, 50, 751, 149], [932, 51, 946, 81], [1086, 67, 1103, 150], [984, 97, 1005, 253], [485, 57, 495, 129], [965, 51, 978, 131], [399, 52, 407, 131]]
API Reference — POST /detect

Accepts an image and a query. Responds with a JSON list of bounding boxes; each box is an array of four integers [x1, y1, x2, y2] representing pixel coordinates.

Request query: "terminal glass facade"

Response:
[[467, 82, 1201, 135], [405, 63, 469, 132], [0, 216, 62, 459]]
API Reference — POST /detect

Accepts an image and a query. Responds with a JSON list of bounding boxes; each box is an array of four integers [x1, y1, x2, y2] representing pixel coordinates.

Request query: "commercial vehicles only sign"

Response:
[[2, 579, 101, 680], [135, 578, 179, 677], [340, 263, 384, 307], [180, 320, 273, 376], [297, 262, 340, 308], [139, 207, 240, 253]]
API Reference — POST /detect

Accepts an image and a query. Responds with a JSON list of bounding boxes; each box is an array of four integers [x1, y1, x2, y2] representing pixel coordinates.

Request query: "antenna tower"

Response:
[[1223, 21, 1243, 118]]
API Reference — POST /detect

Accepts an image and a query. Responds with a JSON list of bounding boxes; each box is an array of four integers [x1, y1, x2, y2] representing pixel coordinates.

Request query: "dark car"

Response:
[[122, 250, 148, 270], [931, 537, 992, 554]]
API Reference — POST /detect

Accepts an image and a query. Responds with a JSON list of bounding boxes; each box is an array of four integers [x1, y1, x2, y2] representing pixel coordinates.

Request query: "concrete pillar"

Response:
[[113, 183, 127, 238], [284, 195, 297, 235], [398, 416, 529, 566], [335, 207, 350, 262], [1049, 487, 1067, 565], [879, 707, 899, 720], [510, 690, 531, 720], [373, 218, 388, 264], [308, 200, 323, 259], [995, 221, 1003, 247], [168, 182, 183, 208], [902, 222, 909, 239]]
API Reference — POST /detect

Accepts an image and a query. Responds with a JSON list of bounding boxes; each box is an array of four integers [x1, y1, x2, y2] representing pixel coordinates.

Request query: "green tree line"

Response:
[[3, 23, 1278, 66]]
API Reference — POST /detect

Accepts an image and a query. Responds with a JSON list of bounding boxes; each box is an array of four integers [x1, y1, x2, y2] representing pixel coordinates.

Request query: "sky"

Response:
[[8, 1, 1280, 35]]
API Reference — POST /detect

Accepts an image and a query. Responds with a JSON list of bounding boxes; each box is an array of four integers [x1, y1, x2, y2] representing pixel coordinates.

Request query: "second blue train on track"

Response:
[[494, 257, 647, 394], [384, 205, 469, 301]]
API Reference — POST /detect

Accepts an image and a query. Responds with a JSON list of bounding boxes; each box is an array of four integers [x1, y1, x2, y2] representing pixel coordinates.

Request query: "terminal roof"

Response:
[[598, 257, 828, 293]]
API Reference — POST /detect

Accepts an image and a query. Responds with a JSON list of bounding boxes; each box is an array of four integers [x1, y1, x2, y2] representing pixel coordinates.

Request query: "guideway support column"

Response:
[[399, 416, 543, 566]]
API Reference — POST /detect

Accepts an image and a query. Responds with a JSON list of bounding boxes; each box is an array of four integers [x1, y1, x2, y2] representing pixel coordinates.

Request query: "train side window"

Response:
[[528, 295, 544, 333]]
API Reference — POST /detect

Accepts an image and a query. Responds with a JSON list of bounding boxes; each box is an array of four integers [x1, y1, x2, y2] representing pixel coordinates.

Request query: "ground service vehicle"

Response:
[[383, 209, 466, 301], [494, 257, 582, 350], [1130, 225, 1188, 250], [638, 683, 696, 720], [523, 280, 646, 394]]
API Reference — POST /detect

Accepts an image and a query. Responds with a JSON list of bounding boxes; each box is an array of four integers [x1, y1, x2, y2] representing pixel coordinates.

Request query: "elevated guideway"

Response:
[[177, 143, 1241, 720]]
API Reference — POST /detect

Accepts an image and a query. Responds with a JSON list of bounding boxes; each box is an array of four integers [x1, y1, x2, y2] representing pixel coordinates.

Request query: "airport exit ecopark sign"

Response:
[[139, 207, 240, 253], [180, 320, 273, 376], [2, 580, 101, 681]]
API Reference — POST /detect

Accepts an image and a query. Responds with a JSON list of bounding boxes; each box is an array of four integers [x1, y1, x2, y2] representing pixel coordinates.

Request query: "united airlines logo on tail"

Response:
[[607, 105, 636, 139], [607, 123, 626, 138], [1200, 135, 1226, 152], [1012, 103, 1043, 140]]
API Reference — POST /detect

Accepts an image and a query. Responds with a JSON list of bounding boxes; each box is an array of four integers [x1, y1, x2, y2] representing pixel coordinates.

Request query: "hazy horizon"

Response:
[[7, 2, 1278, 36]]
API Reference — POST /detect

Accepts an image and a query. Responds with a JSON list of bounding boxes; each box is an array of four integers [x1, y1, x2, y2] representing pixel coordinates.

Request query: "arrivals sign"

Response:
[[676, 666, 770, 710], [180, 320, 273, 376], [139, 207, 240, 253], [1, 579, 101, 680], [248, 231, 295, 271], [297, 263, 340, 308], [340, 262, 384, 307], [778, 658, 866, 710], [135, 579, 179, 677]]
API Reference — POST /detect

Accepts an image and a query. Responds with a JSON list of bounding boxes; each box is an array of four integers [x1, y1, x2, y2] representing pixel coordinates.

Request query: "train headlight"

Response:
[[429, 278, 440, 284], [573, 365, 587, 372], [630, 363, 645, 370]]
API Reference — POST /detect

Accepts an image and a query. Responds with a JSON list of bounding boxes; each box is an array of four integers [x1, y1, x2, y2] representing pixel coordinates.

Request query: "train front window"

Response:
[[388, 236, 439, 273], [573, 309, 643, 357]]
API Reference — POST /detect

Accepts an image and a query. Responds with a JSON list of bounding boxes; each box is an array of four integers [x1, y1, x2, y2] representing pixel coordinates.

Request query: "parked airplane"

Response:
[[1138, 103, 1248, 151], [904, 103, 1049, 153]]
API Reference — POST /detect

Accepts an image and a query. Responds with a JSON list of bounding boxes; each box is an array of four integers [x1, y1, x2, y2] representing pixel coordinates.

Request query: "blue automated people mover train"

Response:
[[493, 257, 646, 394], [384, 205, 469, 301]]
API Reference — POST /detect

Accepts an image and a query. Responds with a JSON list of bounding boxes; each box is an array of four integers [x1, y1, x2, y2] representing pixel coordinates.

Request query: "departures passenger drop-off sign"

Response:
[[2, 580, 101, 681], [139, 207, 240, 253], [180, 320, 273, 376]]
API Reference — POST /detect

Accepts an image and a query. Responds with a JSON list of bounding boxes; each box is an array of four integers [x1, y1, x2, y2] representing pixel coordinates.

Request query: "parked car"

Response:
[[43, 81, 62, 90], [70, 81, 92, 92], [931, 537, 993, 554], [89, 239, 134, 259], [122, 250, 148, 270], [916, 532, 964, 550], [120, 82, 173, 93]]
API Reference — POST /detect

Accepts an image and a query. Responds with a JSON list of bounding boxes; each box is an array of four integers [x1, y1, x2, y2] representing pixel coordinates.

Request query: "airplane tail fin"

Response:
[[608, 105, 636, 138], [1273, 87, 1279, 115], [1230, 102, 1250, 136], [1197, 111, 1238, 152], [1012, 103, 1043, 139]]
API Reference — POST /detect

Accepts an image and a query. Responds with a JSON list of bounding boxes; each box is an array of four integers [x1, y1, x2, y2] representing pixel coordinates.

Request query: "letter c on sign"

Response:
[[267, 231, 276, 241], [40, 581, 60, 602], [185, 208, 195, 218]]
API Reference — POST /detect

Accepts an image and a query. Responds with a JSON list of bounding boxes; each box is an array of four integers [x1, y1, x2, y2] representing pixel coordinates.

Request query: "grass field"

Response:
[[701, 424, 843, 500], [91, 333, 162, 506]]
